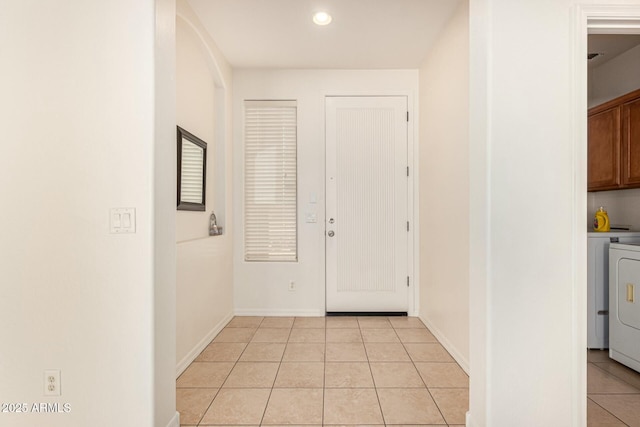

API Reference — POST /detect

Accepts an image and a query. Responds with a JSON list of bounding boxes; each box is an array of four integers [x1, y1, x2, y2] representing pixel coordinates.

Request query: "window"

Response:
[[244, 100, 297, 261], [176, 126, 207, 211]]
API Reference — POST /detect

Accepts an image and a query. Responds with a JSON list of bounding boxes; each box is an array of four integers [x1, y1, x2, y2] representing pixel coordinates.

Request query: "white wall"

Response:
[[469, 0, 600, 425], [588, 41, 640, 230], [0, 1, 175, 425], [589, 43, 640, 108], [155, 0, 178, 425], [418, 1, 470, 372], [232, 70, 418, 316], [175, 0, 235, 375], [176, 17, 217, 242]]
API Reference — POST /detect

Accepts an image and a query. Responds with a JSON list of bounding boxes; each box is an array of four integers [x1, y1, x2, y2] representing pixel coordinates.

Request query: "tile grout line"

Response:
[[190, 317, 253, 426], [322, 317, 327, 427], [361, 317, 387, 426], [258, 320, 294, 426], [587, 395, 630, 427], [395, 318, 450, 425], [590, 360, 640, 392], [589, 392, 640, 395], [191, 387, 218, 427], [197, 316, 263, 427]]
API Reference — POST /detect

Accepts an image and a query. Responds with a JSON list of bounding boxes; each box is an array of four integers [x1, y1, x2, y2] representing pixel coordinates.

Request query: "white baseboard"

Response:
[[234, 308, 325, 317], [176, 312, 234, 377], [466, 411, 475, 427], [166, 411, 180, 427], [418, 314, 470, 374]]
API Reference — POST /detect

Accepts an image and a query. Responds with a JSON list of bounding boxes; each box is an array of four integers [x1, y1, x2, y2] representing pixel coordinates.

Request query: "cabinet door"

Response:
[[622, 97, 640, 188], [588, 106, 621, 191]]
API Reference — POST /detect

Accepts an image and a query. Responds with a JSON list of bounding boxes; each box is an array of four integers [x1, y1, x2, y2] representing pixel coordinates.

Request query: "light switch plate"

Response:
[[110, 208, 136, 234]]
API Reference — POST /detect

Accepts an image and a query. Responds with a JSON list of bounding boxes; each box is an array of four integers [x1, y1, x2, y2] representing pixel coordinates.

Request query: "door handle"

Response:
[[327, 230, 335, 237]]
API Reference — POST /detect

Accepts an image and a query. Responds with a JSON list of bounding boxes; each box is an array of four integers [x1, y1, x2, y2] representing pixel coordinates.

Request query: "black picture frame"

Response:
[[177, 126, 207, 211]]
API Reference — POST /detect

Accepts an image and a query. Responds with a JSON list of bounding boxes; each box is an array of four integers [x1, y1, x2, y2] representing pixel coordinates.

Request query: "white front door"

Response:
[[325, 96, 409, 312]]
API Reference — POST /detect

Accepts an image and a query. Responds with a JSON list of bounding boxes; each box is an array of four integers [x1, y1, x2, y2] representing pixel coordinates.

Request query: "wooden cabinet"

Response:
[[622, 96, 640, 187], [589, 88, 640, 192], [588, 106, 620, 190]]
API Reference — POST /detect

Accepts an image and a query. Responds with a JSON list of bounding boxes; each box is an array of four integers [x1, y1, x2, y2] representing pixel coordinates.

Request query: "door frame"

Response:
[[572, 5, 640, 426], [322, 91, 418, 315]]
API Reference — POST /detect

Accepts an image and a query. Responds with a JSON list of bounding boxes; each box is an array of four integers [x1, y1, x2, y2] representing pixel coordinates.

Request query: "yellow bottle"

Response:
[[593, 207, 610, 232]]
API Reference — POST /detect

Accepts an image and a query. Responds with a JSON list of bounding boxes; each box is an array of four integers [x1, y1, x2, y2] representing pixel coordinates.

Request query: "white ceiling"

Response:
[[186, 0, 462, 69], [588, 34, 640, 69]]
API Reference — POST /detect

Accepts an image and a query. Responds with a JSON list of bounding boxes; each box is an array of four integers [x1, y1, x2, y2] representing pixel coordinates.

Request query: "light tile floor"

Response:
[[177, 316, 468, 426], [587, 350, 640, 426]]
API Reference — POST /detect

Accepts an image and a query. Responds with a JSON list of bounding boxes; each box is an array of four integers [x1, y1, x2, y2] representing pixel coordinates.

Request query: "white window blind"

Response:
[[244, 100, 297, 262], [180, 142, 204, 204]]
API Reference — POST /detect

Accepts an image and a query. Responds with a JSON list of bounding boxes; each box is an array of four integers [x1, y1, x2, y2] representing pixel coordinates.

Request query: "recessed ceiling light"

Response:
[[313, 11, 332, 26]]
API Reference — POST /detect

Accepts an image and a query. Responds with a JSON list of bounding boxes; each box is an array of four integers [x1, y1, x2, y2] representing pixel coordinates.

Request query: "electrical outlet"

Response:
[[288, 281, 296, 291], [44, 370, 61, 396]]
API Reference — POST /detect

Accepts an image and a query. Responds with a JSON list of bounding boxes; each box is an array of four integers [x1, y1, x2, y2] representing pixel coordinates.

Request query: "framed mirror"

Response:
[[177, 126, 207, 211]]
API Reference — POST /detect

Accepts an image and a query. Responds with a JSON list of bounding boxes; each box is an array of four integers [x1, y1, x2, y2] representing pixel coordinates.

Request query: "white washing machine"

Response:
[[609, 242, 640, 373], [587, 231, 640, 349]]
